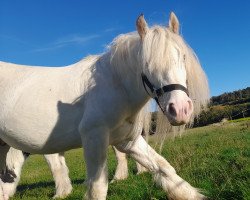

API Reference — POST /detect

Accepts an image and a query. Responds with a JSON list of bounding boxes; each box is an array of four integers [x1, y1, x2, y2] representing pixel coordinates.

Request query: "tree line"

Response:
[[211, 87, 250, 106], [193, 87, 250, 127]]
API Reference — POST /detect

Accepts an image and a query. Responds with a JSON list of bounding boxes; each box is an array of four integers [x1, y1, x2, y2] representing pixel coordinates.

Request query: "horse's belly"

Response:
[[0, 100, 84, 154], [0, 124, 82, 154]]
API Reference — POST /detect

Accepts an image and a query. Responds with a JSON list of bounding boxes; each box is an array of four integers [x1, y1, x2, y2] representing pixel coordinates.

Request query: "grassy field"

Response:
[[12, 119, 250, 200]]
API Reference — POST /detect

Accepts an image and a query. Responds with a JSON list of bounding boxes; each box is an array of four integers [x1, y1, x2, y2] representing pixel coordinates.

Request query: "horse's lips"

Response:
[[164, 112, 187, 126]]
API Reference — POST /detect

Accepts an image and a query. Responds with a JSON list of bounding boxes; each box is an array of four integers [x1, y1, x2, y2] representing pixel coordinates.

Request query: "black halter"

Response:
[[141, 73, 189, 113]]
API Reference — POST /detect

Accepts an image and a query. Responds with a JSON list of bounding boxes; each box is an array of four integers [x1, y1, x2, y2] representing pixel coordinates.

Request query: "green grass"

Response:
[[12, 120, 250, 200], [229, 117, 250, 123]]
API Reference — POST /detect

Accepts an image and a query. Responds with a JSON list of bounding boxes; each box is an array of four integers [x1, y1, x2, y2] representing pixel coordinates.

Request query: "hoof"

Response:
[[53, 185, 72, 199]]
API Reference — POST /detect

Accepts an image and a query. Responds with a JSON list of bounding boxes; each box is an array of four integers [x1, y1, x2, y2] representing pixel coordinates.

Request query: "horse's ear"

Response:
[[136, 14, 148, 40], [169, 12, 179, 34]]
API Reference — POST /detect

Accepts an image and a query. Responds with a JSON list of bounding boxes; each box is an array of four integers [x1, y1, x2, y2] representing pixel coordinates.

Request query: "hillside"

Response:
[[211, 87, 250, 106], [194, 87, 250, 127]]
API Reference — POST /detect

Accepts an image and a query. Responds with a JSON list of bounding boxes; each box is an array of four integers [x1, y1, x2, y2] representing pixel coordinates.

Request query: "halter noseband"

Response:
[[141, 73, 189, 113]]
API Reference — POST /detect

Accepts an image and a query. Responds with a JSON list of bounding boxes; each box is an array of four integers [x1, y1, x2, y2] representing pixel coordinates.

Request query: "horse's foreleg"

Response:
[[1, 147, 29, 200], [116, 136, 206, 200], [135, 161, 148, 174], [111, 146, 128, 183], [81, 127, 109, 200], [44, 152, 72, 199]]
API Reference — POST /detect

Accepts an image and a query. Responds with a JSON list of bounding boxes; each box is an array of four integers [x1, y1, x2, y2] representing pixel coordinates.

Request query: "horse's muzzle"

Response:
[[165, 100, 193, 126]]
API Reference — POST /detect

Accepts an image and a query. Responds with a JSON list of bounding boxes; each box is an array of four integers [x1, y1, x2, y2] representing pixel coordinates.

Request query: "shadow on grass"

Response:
[[17, 178, 85, 192], [17, 181, 55, 192]]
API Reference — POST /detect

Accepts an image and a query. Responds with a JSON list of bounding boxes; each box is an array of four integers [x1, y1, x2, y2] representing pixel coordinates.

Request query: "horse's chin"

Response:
[[169, 120, 186, 126], [165, 114, 188, 126]]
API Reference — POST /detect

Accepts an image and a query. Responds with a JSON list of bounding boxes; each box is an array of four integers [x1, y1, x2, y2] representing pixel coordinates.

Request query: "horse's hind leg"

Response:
[[111, 146, 147, 183], [0, 141, 11, 200], [45, 152, 72, 199], [0, 140, 10, 170], [0, 146, 29, 200], [0, 142, 23, 200], [116, 136, 206, 200], [111, 146, 128, 182]]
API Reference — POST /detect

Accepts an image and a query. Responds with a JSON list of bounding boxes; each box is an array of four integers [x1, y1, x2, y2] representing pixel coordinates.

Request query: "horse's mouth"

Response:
[[165, 113, 187, 126]]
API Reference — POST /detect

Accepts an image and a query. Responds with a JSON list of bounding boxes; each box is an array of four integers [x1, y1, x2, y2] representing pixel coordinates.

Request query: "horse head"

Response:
[[137, 12, 208, 126]]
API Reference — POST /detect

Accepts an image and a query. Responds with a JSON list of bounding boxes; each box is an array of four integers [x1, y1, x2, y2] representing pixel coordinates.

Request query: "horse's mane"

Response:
[[102, 25, 210, 147]]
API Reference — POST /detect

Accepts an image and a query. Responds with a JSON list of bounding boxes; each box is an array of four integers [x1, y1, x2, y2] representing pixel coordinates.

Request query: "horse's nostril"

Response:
[[168, 103, 176, 117], [184, 108, 187, 115]]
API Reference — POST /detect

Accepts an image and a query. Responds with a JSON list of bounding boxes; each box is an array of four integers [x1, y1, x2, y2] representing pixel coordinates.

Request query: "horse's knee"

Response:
[[115, 140, 136, 154]]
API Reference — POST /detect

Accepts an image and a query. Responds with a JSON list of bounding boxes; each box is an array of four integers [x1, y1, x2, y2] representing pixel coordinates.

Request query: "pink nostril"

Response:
[[184, 108, 187, 115], [168, 103, 177, 117]]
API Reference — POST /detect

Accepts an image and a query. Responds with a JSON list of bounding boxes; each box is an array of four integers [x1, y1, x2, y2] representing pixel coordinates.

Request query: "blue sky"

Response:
[[0, 0, 249, 96]]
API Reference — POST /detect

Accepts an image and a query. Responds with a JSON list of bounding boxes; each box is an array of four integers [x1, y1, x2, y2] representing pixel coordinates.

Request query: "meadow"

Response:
[[12, 119, 250, 200]]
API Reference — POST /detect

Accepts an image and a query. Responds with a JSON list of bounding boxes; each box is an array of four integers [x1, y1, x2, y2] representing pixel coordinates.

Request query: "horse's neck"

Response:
[[104, 47, 150, 114], [122, 74, 150, 112]]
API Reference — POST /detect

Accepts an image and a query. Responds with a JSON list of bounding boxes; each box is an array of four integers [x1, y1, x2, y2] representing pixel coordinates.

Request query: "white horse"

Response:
[[0, 12, 209, 200]]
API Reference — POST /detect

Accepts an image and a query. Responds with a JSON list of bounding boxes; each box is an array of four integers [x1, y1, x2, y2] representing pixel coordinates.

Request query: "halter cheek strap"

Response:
[[141, 73, 189, 113]]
